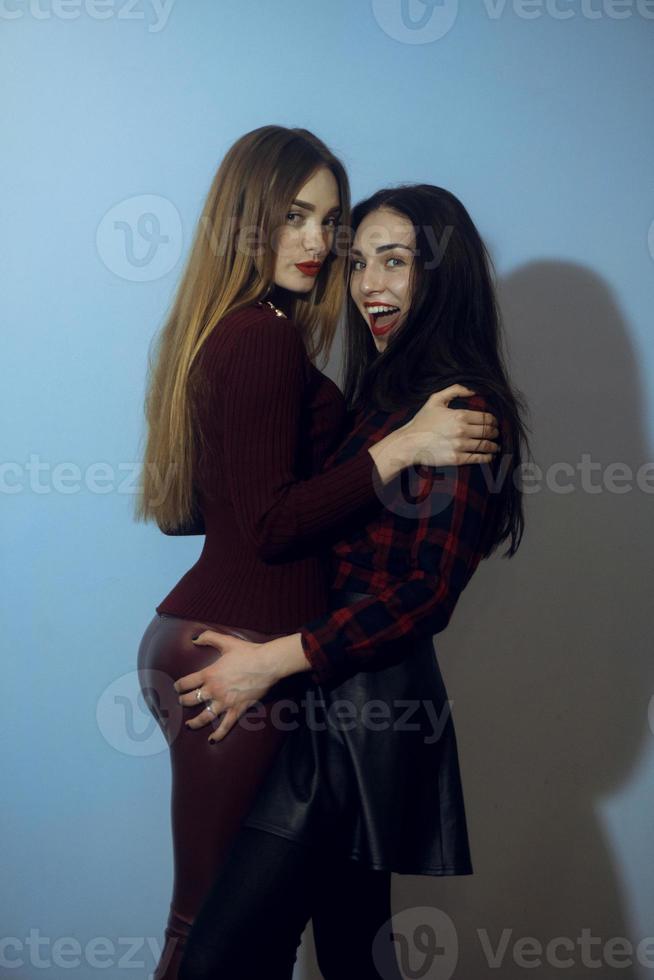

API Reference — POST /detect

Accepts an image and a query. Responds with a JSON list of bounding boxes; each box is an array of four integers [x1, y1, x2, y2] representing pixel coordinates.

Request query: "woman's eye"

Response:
[[350, 259, 365, 272], [286, 212, 304, 225], [323, 216, 338, 229], [387, 257, 405, 268]]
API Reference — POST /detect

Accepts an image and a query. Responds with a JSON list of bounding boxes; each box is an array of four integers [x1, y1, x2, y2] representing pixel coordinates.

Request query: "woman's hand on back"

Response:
[[402, 384, 500, 466], [368, 384, 500, 485]]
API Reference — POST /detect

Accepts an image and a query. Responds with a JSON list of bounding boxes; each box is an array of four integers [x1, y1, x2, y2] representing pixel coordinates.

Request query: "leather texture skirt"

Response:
[[241, 590, 474, 876]]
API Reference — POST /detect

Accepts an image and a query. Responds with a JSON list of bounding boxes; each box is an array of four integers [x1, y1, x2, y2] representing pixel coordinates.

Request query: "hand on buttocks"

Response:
[[173, 632, 281, 743]]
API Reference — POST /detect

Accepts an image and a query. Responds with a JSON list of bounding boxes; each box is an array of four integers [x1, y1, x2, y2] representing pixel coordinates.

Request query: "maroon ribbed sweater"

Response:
[[155, 305, 379, 632]]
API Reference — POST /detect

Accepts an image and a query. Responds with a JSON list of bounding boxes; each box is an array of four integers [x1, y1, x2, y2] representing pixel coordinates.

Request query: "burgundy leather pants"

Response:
[[136, 611, 303, 980]]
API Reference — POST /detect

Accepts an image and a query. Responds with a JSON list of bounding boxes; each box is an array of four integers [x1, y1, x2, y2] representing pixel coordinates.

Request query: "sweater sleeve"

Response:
[[300, 395, 502, 685], [220, 312, 380, 562]]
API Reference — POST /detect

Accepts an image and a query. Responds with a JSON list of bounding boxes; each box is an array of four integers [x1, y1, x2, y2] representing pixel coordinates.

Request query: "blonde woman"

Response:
[[135, 128, 500, 979]]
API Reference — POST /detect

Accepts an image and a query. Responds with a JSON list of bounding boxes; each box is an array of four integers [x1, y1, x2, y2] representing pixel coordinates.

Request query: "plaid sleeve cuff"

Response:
[[300, 628, 334, 686]]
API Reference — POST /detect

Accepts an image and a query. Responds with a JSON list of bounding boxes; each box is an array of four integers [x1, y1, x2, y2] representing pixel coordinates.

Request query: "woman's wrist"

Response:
[[259, 632, 312, 681], [368, 425, 413, 486]]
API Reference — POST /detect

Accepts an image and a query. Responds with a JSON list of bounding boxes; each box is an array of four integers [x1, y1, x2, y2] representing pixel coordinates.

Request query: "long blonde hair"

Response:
[[134, 126, 351, 531]]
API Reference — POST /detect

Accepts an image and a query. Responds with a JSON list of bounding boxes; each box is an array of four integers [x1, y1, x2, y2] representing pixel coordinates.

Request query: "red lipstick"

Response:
[[295, 261, 322, 277], [370, 315, 401, 337], [364, 302, 402, 338]]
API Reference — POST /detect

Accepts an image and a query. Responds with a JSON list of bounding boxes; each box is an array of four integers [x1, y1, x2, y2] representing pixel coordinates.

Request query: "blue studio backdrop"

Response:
[[2, 1, 653, 977]]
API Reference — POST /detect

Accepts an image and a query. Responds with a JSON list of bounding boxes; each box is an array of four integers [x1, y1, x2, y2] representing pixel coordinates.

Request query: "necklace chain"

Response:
[[257, 298, 287, 319]]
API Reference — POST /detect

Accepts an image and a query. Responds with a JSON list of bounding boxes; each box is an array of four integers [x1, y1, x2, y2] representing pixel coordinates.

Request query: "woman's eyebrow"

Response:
[[376, 243, 414, 253], [351, 243, 414, 256], [292, 198, 341, 214]]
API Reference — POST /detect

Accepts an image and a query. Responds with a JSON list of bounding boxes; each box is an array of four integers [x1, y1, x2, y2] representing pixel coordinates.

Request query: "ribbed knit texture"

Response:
[[155, 305, 379, 633]]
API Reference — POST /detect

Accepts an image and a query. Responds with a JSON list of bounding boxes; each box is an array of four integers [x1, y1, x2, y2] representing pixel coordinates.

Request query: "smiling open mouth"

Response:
[[366, 304, 401, 334]]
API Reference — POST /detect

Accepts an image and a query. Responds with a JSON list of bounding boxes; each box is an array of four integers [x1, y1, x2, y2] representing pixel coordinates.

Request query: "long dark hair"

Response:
[[341, 183, 532, 558]]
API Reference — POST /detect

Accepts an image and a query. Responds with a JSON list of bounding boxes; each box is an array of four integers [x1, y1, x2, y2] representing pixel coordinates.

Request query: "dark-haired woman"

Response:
[[135, 128, 501, 980], [174, 184, 530, 980]]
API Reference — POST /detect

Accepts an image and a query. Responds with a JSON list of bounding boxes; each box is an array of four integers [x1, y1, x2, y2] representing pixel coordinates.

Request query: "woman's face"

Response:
[[272, 166, 341, 293], [350, 207, 415, 353]]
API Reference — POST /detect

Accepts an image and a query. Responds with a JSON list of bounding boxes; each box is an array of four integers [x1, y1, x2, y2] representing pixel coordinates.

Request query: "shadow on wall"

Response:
[[299, 260, 653, 980]]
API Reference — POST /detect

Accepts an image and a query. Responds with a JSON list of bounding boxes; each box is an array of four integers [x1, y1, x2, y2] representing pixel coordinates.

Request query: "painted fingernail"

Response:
[[185, 722, 191, 729], [190, 634, 199, 641]]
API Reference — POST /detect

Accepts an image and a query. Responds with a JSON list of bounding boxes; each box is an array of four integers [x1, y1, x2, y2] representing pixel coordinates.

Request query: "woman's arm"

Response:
[[218, 309, 464, 562], [157, 405, 401, 541], [174, 399, 507, 740], [159, 311, 384, 541], [161, 311, 499, 546], [265, 395, 505, 685], [220, 311, 382, 560]]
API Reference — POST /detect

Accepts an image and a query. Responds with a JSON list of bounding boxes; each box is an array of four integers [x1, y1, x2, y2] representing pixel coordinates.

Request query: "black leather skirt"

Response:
[[241, 590, 473, 876]]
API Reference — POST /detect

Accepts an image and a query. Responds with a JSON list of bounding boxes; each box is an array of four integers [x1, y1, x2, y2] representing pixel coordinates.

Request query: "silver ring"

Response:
[[195, 688, 204, 703], [205, 702, 217, 717]]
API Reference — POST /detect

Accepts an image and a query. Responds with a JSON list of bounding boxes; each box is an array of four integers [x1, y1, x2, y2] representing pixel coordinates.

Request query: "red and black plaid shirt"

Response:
[[300, 393, 505, 686]]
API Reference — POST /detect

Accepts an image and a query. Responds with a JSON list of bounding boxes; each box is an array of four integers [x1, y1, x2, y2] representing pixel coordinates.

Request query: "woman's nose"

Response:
[[360, 266, 384, 293], [302, 221, 326, 255]]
